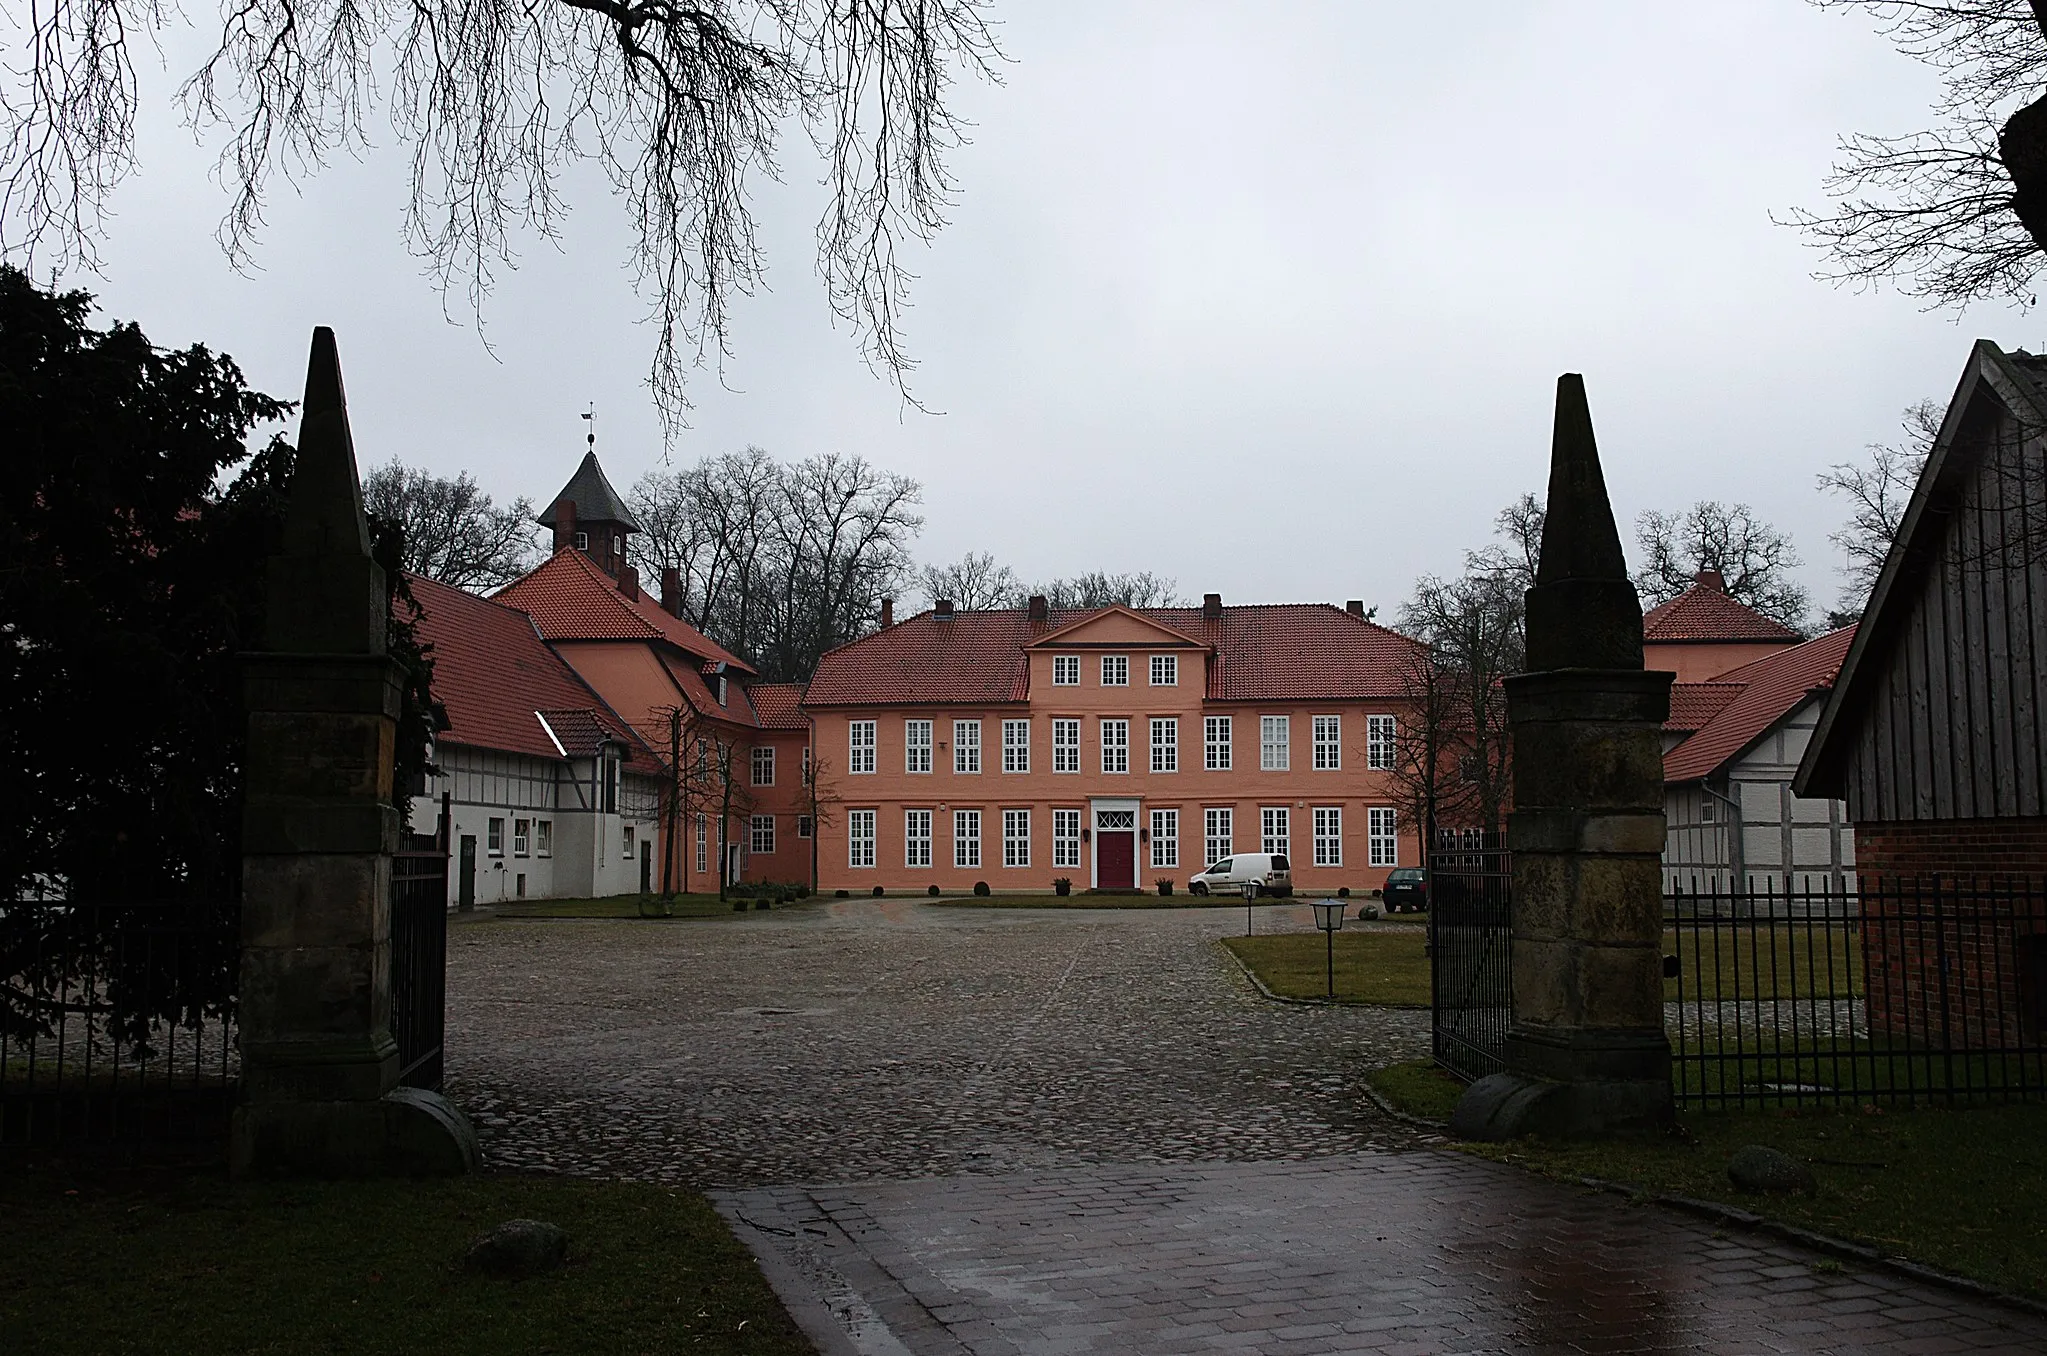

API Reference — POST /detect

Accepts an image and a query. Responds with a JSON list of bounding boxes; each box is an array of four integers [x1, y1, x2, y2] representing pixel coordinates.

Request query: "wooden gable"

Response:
[[1024, 605, 1207, 650]]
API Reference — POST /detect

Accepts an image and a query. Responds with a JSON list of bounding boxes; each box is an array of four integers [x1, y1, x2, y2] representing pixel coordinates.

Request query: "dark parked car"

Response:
[[1379, 867, 1429, 914]]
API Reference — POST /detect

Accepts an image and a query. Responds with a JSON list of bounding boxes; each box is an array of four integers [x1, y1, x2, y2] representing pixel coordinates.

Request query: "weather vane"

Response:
[[581, 403, 595, 450]]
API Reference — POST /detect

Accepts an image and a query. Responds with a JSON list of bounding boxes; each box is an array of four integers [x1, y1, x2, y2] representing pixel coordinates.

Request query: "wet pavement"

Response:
[[445, 901, 2047, 1353]]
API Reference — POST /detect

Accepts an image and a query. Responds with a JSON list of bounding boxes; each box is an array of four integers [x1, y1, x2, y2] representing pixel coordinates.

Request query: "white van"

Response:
[[1187, 853, 1292, 898]]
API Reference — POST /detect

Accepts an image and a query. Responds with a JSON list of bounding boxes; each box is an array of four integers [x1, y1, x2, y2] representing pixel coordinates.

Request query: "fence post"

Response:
[[231, 327, 476, 1178], [1451, 374, 1675, 1140]]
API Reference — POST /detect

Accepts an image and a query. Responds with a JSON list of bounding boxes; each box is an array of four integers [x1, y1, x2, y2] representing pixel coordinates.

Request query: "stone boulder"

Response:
[[463, 1219, 569, 1277], [1727, 1144, 1816, 1194]]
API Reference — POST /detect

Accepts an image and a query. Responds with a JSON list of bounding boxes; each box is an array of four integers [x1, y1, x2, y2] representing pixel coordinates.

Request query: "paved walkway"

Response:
[[446, 902, 2047, 1354]]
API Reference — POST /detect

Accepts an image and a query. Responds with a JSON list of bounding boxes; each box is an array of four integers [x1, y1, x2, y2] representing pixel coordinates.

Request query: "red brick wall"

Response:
[[1854, 818, 2047, 884]]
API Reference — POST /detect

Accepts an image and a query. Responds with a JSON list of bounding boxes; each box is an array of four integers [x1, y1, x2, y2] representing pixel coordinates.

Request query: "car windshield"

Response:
[[1388, 868, 1425, 882], [1270, 855, 1290, 872]]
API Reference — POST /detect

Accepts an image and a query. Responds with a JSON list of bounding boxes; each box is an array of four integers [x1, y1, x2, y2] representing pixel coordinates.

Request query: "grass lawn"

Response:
[[1367, 1058, 2047, 1302], [926, 892, 1285, 909], [1222, 930, 1431, 1005], [0, 1160, 812, 1355], [490, 893, 786, 920], [1666, 923, 1862, 1001]]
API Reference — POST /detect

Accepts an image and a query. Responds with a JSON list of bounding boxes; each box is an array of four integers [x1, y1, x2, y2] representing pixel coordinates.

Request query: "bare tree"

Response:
[[1818, 398, 1943, 622], [800, 751, 839, 893], [1029, 570, 1183, 610], [1, 1, 1002, 431], [362, 459, 539, 589], [1464, 491, 1545, 596], [1783, 2, 2047, 308], [919, 550, 1023, 609], [1398, 571, 1520, 838], [1634, 501, 1810, 633], [1381, 643, 1474, 857]]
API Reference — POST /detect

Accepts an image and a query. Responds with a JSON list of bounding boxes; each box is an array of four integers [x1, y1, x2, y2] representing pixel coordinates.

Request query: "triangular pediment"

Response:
[[1025, 605, 1207, 650]]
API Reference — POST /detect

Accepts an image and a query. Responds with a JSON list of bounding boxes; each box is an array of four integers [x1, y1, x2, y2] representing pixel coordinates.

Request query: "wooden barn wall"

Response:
[[1843, 398, 2047, 822]]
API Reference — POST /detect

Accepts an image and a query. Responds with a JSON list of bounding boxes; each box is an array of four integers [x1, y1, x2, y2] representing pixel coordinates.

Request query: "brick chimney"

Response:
[[619, 563, 640, 601], [880, 597, 894, 628], [1202, 592, 1222, 619], [554, 499, 577, 553], [934, 598, 955, 620], [1694, 569, 1727, 592], [1027, 594, 1049, 622], [1346, 599, 1366, 618], [661, 566, 682, 616]]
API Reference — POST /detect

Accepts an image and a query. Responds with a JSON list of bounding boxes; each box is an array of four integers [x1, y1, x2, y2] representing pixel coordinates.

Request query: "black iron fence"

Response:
[[1, 898, 238, 1146], [1668, 875, 2047, 1110], [1429, 838, 1513, 1083], [390, 837, 450, 1094]]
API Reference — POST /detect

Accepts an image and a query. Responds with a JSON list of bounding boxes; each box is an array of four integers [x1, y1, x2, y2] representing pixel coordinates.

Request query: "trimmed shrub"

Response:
[[973, 881, 990, 897], [872, 885, 885, 898], [1337, 886, 1351, 898], [835, 889, 850, 898], [1154, 878, 1173, 897], [1053, 877, 1072, 897], [927, 884, 940, 896]]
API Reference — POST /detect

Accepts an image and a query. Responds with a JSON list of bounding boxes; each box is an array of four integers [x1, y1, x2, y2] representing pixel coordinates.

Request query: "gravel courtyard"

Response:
[[444, 899, 1433, 1186]]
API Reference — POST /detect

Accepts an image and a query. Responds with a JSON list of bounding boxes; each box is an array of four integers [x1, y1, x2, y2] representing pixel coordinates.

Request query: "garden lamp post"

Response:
[[1310, 897, 1346, 999], [1243, 880, 1258, 936]]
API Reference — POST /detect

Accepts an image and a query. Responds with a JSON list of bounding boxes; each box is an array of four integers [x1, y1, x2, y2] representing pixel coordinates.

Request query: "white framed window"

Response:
[[536, 820, 552, 857], [1204, 807, 1233, 866], [1101, 718, 1129, 774], [1053, 655, 1080, 686], [1004, 809, 1031, 867], [848, 809, 877, 868], [954, 719, 982, 774], [1313, 807, 1342, 867], [488, 817, 504, 855], [1053, 719, 1081, 773], [1151, 808, 1179, 868], [1053, 809, 1082, 868], [1101, 655, 1129, 686], [696, 814, 708, 873], [1312, 715, 1341, 771], [513, 818, 530, 856], [802, 746, 812, 784], [954, 809, 982, 868], [751, 815, 775, 855], [797, 815, 813, 839], [752, 744, 775, 786], [574, 530, 589, 551], [623, 825, 636, 857], [905, 719, 933, 774], [849, 720, 877, 774], [1150, 717, 1178, 773], [1150, 654, 1177, 686], [1367, 715, 1397, 771], [1205, 716, 1231, 771], [1369, 807, 1399, 867], [1002, 719, 1030, 773], [1261, 806, 1290, 857], [1260, 715, 1290, 771], [905, 809, 932, 867]]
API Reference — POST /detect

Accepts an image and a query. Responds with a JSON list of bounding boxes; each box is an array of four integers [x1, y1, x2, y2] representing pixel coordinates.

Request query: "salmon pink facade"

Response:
[[803, 599, 1426, 894]]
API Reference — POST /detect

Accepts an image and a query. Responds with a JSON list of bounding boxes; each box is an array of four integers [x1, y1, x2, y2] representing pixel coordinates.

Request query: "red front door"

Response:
[[1098, 831, 1136, 889]]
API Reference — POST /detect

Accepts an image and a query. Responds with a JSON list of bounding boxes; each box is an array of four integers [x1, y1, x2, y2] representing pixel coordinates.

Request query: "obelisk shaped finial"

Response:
[[1523, 373, 1644, 671]]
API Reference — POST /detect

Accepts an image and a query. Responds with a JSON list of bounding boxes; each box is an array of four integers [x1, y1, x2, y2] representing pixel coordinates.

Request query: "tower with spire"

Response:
[[540, 421, 641, 584]]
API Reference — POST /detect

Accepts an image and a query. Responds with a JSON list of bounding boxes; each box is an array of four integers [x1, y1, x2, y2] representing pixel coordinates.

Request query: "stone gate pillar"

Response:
[[231, 327, 475, 1177], [1451, 374, 1674, 1140]]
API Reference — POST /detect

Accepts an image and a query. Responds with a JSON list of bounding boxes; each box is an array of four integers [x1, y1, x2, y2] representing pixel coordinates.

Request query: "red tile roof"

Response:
[[803, 604, 1425, 707], [1643, 579, 1802, 644], [492, 548, 754, 673], [1665, 683, 1743, 734], [1663, 626, 1857, 783], [403, 573, 650, 762], [748, 682, 809, 729]]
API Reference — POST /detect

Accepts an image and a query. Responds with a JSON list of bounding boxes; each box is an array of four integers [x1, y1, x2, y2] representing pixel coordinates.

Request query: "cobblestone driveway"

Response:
[[446, 900, 1431, 1185]]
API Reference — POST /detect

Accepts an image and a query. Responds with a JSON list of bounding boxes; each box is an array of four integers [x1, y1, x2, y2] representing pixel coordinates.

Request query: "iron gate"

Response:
[[389, 800, 451, 1092], [1429, 837, 1513, 1082]]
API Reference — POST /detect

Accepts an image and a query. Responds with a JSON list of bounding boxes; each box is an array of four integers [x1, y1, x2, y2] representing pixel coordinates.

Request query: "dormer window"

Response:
[[574, 531, 589, 551], [714, 674, 728, 705]]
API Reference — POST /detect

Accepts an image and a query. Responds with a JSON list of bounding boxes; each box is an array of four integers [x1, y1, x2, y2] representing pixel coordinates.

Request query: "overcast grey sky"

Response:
[[63, 1, 2038, 620]]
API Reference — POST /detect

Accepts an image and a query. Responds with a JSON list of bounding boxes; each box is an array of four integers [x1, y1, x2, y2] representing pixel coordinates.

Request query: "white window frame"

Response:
[[1260, 715, 1290, 771], [797, 815, 813, 839], [954, 719, 982, 774], [1151, 808, 1179, 869], [1003, 809, 1031, 867], [1204, 807, 1233, 866], [1313, 806, 1342, 867], [513, 818, 530, 856], [1150, 654, 1177, 686], [1150, 717, 1178, 773], [1053, 655, 1080, 686], [905, 809, 933, 868], [1002, 719, 1030, 773], [1312, 715, 1341, 771], [1261, 806, 1290, 857], [849, 720, 877, 774], [1205, 715, 1231, 771], [695, 814, 708, 873], [1053, 809, 1082, 868], [751, 744, 775, 786], [1367, 715, 1397, 771], [1101, 654, 1129, 686], [535, 819, 552, 857], [848, 809, 877, 868], [750, 814, 775, 855], [623, 824, 636, 858], [1369, 807, 1399, 867], [1053, 718, 1081, 773], [1101, 718, 1130, 774], [488, 817, 504, 856], [905, 719, 933, 774], [955, 809, 982, 869]]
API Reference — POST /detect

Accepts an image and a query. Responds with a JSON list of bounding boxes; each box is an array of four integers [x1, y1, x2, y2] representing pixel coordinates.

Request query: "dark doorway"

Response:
[[640, 843, 653, 894], [458, 835, 477, 912], [1098, 832, 1136, 889]]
